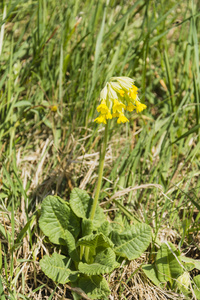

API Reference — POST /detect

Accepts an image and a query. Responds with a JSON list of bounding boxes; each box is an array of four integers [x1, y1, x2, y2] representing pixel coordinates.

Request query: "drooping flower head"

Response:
[[94, 77, 147, 124]]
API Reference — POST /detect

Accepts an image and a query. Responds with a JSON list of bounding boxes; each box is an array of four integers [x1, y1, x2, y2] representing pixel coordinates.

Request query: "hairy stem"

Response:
[[90, 122, 108, 220], [84, 122, 109, 262]]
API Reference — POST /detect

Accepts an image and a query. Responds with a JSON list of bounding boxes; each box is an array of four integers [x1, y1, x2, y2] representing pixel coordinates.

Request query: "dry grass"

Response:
[[108, 259, 185, 300]]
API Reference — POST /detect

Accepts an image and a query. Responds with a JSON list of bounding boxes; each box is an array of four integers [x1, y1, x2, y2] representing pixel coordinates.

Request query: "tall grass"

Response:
[[0, 0, 200, 298]]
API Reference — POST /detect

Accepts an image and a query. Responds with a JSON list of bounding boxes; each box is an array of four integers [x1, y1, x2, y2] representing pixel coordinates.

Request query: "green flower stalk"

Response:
[[90, 121, 109, 220], [90, 76, 147, 220]]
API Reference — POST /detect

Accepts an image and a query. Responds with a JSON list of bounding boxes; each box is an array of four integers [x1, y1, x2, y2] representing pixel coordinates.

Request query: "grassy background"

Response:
[[0, 0, 200, 299]]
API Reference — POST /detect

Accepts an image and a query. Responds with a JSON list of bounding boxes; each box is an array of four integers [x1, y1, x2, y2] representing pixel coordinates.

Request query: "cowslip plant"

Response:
[[39, 77, 151, 299]]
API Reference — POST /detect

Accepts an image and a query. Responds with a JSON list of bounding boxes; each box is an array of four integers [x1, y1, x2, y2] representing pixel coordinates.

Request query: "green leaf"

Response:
[[16, 214, 36, 243], [155, 242, 183, 285], [77, 275, 110, 299], [97, 221, 111, 236], [110, 223, 151, 260], [110, 213, 127, 232], [40, 253, 78, 284], [180, 256, 200, 271], [71, 291, 82, 300], [193, 275, 200, 299], [113, 199, 140, 223], [82, 218, 93, 237], [193, 260, 200, 270], [14, 100, 32, 107], [78, 248, 119, 275], [63, 231, 79, 262], [42, 117, 52, 129], [142, 264, 162, 287], [176, 272, 190, 295], [77, 233, 114, 257], [70, 188, 90, 219], [171, 124, 200, 144], [70, 188, 105, 229], [39, 196, 80, 245], [0, 276, 6, 300]]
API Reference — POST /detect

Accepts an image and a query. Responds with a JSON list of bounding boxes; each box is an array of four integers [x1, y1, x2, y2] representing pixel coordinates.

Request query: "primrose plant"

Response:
[[39, 77, 151, 299]]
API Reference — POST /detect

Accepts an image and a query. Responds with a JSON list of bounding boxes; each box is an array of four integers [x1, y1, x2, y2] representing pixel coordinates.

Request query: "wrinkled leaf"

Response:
[[77, 233, 114, 257], [156, 242, 183, 285], [39, 196, 80, 245], [82, 218, 93, 237], [77, 275, 110, 299], [110, 213, 129, 232], [110, 223, 151, 260], [70, 188, 90, 219], [180, 256, 200, 271], [97, 220, 111, 236], [193, 275, 200, 300], [63, 230, 79, 262], [70, 188, 105, 228], [176, 272, 190, 295], [78, 248, 119, 275], [40, 253, 78, 284], [142, 264, 162, 287]]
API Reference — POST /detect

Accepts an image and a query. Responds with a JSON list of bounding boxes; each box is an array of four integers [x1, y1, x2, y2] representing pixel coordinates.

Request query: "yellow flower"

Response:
[[135, 100, 147, 113], [127, 103, 136, 112], [117, 113, 129, 124], [94, 114, 107, 124], [94, 98, 112, 124], [50, 105, 58, 112], [97, 99, 110, 114], [129, 85, 138, 100], [106, 111, 112, 119], [112, 112, 119, 118], [119, 90, 125, 97], [94, 76, 147, 124], [131, 85, 138, 93], [113, 99, 126, 114]]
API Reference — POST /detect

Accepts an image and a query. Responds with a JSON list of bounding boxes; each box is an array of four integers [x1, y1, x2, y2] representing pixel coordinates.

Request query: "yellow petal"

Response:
[[94, 114, 107, 124], [119, 90, 125, 97], [112, 112, 119, 118], [97, 99, 109, 114], [50, 105, 58, 112], [117, 113, 129, 124], [113, 99, 126, 113], [127, 103, 136, 112], [106, 112, 112, 119], [135, 100, 147, 113], [129, 85, 138, 100], [131, 85, 138, 93]]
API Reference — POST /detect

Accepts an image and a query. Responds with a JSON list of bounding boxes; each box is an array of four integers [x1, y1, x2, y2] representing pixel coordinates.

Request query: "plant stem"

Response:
[[84, 122, 109, 263], [90, 122, 109, 220]]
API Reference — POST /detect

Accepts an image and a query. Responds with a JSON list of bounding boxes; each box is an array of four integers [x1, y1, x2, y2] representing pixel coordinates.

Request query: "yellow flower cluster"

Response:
[[94, 77, 147, 124]]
